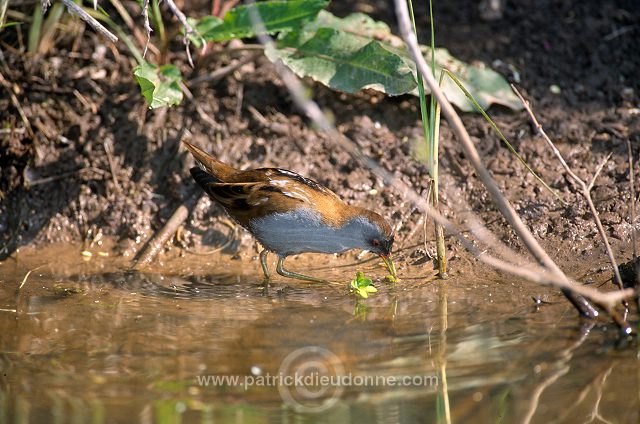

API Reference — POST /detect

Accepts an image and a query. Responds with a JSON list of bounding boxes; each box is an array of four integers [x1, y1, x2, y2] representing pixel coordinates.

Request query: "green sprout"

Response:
[[349, 271, 378, 299], [384, 274, 399, 283]]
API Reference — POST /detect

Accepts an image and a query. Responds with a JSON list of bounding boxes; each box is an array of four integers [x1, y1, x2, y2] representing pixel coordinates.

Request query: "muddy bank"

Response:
[[1, 0, 639, 274]]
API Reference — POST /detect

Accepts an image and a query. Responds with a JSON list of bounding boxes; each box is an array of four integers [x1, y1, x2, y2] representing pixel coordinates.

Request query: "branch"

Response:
[[61, 0, 118, 43], [141, 0, 152, 57], [163, 0, 195, 66], [513, 86, 625, 293]]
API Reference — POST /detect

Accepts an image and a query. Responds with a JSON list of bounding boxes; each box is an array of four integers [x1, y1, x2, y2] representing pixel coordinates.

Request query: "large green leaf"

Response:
[[266, 27, 417, 96], [303, 10, 406, 50], [198, 0, 328, 42], [133, 62, 183, 109], [274, 10, 521, 111]]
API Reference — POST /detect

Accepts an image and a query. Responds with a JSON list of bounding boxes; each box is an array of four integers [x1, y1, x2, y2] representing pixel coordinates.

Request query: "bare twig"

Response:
[[241, 1, 636, 316], [187, 53, 260, 87], [109, 0, 156, 57], [163, 0, 195, 67], [103, 139, 121, 193], [627, 140, 637, 261], [141, 0, 152, 57], [179, 82, 221, 130], [18, 265, 45, 290], [0, 0, 8, 31], [134, 193, 201, 267], [0, 71, 34, 138], [513, 86, 625, 292], [61, 0, 118, 43]]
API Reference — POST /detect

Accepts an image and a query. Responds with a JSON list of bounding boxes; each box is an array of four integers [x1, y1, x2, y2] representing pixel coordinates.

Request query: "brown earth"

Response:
[[1, 0, 639, 279]]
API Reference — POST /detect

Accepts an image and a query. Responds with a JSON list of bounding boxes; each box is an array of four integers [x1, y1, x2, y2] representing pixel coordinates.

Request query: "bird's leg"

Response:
[[259, 249, 271, 280], [276, 257, 327, 283]]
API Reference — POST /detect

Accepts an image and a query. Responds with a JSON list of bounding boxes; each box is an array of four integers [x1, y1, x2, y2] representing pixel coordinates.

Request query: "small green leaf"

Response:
[[349, 271, 377, 299], [199, 0, 328, 42], [133, 62, 183, 109]]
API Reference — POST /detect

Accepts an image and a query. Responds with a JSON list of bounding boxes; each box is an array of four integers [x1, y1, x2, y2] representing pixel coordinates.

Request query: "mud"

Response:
[[1, 1, 639, 271]]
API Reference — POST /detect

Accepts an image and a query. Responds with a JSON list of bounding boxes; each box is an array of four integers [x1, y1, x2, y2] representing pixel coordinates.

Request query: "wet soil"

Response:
[[0, 0, 638, 266], [1, 0, 639, 422]]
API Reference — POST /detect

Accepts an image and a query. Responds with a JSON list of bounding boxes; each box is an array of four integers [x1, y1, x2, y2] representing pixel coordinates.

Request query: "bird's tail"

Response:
[[190, 167, 220, 194], [182, 140, 237, 181]]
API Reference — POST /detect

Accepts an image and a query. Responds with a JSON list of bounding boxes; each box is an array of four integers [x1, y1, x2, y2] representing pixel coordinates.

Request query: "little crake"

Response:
[[183, 141, 397, 283]]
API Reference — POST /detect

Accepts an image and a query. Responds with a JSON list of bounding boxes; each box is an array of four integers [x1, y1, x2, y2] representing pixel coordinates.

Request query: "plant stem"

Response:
[[408, 0, 447, 277], [433, 72, 447, 277], [151, 0, 166, 49], [28, 3, 43, 53]]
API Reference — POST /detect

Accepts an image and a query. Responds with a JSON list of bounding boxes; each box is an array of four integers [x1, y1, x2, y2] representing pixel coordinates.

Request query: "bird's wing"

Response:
[[194, 166, 349, 227]]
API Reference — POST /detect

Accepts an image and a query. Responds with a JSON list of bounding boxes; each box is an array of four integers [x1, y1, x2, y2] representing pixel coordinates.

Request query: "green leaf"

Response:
[[349, 271, 377, 299], [133, 62, 183, 109], [266, 27, 416, 96], [357, 288, 369, 299], [186, 15, 223, 49], [303, 11, 405, 50], [283, 10, 521, 111], [198, 0, 328, 42]]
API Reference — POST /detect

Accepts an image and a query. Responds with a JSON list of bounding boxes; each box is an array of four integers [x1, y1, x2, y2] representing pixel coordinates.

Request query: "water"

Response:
[[0, 245, 637, 423]]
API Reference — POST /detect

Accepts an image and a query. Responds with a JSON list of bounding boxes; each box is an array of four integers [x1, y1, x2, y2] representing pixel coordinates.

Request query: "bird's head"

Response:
[[349, 208, 397, 278]]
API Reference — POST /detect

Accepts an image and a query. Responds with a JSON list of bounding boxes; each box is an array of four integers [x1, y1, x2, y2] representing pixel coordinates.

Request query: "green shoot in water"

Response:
[[350, 271, 378, 299]]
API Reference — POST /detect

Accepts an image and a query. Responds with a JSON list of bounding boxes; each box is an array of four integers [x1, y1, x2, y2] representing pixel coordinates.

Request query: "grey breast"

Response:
[[249, 207, 370, 257]]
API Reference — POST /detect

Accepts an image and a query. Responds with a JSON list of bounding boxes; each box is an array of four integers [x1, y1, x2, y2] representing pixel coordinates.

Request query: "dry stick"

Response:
[[393, 0, 603, 318], [180, 82, 221, 130], [187, 53, 260, 87], [103, 139, 121, 193], [245, 3, 634, 311], [0, 71, 34, 139], [627, 139, 638, 262], [60, 0, 118, 43], [110, 0, 158, 57], [134, 193, 202, 267], [627, 139, 640, 316], [513, 87, 625, 292], [141, 0, 152, 57], [163, 0, 195, 67], [18, 266, 44, 290]]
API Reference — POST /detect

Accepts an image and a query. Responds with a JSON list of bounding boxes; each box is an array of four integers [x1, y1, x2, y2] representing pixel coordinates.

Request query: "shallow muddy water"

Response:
[[0, 245, 637, 424]]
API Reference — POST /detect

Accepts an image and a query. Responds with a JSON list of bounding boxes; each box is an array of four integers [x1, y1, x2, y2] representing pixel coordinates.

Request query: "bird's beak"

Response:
[[380, 254, 397, 278]]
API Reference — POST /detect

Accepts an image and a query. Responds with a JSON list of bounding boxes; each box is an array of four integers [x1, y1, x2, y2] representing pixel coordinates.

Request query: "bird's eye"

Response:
[[371, 239, 380, 247]]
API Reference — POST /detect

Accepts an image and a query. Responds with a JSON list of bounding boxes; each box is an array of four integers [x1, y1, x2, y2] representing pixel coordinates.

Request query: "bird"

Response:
[[182, 140, 397, 283]]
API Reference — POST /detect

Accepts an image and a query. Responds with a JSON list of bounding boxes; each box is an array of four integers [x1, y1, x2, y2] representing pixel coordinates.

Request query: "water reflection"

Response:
[[0, 262, 637, 423]]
